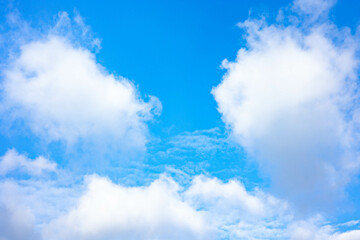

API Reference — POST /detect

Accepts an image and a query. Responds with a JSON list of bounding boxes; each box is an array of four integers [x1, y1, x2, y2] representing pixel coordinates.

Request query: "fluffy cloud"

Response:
[[4, 172, 355, 240], [1, 31, 160, 149], [2, 173, 288, 240], [0, 149, 358, 240], [212, 17, 359, 208], [42, 173, 360, 240], [184, 175, 292, 239], [0, 149, 56, 176], [43, 175, 212, 240]]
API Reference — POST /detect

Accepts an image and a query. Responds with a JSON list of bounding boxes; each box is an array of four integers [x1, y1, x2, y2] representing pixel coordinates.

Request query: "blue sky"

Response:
[[1, 0, 360, 239]]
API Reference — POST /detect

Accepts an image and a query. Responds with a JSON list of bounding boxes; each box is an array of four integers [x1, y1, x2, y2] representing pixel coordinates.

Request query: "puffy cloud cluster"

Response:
[[41, 174, 360, 240], [43, 175, 211, 240], [0, 153, 358, 240], [1, 35, 160, 149], [1, 1, 360, 239], [5, 171, 291, 240], [212, 11, 360, 208]]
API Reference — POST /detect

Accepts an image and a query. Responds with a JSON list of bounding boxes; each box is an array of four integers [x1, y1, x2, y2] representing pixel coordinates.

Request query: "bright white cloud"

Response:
[[45, 174, 284, 240], [184, 175, 292, 239], [212, 18, 360, 208], [2, 32, 160, 149], [185, 176, 268, 217], [0, 149, 56, 176], [0, 172, 353, 240], [43, 175, 212, 240], [0, 155, 358, 240]]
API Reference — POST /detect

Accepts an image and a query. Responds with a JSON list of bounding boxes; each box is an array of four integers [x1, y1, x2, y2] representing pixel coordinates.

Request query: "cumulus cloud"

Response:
[[0, 159, 358, 240], [0, 149, 56, 176], [212, 14, 360, 208], [43, 175, 212, 240], [1, 14, 161, 151], [1, 173, 353, 240], [1, 173, 288, 240]]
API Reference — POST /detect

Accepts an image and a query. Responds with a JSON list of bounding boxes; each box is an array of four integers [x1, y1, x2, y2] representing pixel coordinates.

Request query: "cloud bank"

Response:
[[40, 175, 360, 240], [0, 152, 358, 240]]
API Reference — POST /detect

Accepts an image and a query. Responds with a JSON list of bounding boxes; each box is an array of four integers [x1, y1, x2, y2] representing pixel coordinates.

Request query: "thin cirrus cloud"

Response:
[[1, 14, 161, 150], [212, 0, 360, 209]]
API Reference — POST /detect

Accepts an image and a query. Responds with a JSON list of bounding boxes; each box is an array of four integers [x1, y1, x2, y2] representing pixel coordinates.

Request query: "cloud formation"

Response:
[[41, 174, 290, 240], [212, 10, 360, 208], [1, 3, 359, 240], [0, 149, 56, 176], [1, 15, 161, 151], [43, 175, 211, 240], [0, 149, 357, 240], [0, 165, 356, 240], [45, 175, 360, 240]]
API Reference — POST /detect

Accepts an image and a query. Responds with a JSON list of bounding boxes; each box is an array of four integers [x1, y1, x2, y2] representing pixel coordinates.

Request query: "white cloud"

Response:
[[0, 163, 358, 240], [1, 18, 160, 150], [3, 173, 288, 240], [184, 175, 292, 240], [34, 174, 360, 240], [0, 149, 56, 176], [43, 175, 212, 240], [185, 176, 268, 218], [212, 19, 359, 208]]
